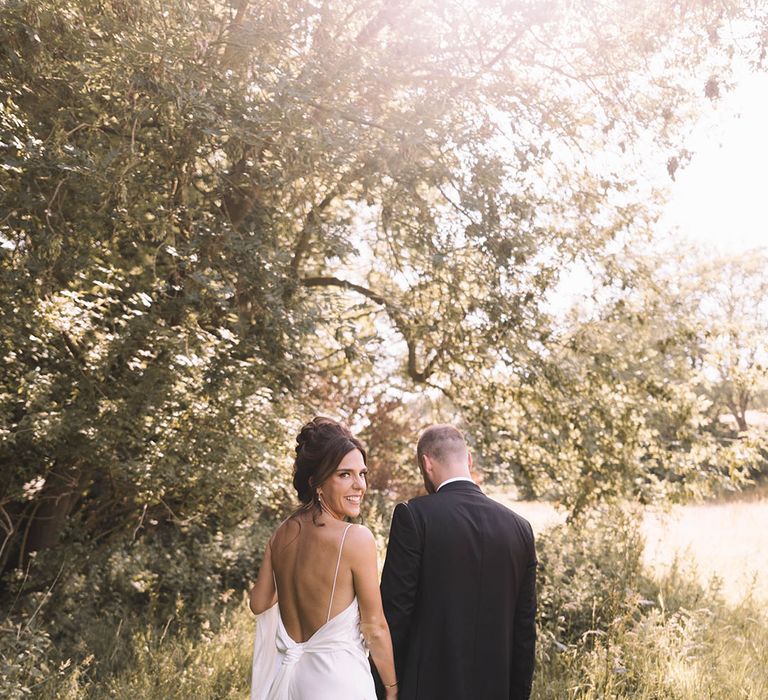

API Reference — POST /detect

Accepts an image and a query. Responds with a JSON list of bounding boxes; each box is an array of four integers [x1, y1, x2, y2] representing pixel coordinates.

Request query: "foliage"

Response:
[[0, 620, 75, 699], [536, 506, 646, 648], [2, 0, 762, 570], [468, 247, 768, 512], [682, 250, 768, 433]]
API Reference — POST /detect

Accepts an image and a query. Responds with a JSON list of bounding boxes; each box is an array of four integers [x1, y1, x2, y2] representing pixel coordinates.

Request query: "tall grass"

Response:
[[30, 603, 254, 699], [37, 568, 767, 700], [535, 567, 768, 699], [9, 501, 768, 699]]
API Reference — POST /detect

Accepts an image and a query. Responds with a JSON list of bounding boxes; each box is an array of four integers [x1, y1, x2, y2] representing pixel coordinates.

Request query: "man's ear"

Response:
[[467, 451, 473, 471], [421, 453, 433, 475]]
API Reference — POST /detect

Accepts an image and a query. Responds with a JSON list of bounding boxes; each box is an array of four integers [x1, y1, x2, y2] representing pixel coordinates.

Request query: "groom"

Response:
[[376, 425, 537, 700]]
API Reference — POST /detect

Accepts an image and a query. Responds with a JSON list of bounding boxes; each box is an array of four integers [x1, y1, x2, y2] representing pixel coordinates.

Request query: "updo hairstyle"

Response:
[[292, 416, 367, 511]]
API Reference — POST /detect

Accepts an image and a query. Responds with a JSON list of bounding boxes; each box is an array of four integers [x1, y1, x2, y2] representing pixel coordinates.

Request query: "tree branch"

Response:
[[301, 276, 389, 307], [222, 0, 251, 66], [300, 276, 441, 384], [290, 187, 344, 278], [304, 98, 392, 133]]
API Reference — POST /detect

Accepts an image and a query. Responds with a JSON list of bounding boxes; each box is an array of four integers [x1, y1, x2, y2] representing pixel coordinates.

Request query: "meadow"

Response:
[[498, 490, 768, 605], [641, 497, 768, 605]]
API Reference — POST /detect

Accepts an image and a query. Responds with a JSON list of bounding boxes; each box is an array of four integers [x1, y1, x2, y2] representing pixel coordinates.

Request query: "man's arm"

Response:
[[510, 526, 537, 700], [377, 502, 422, 695]]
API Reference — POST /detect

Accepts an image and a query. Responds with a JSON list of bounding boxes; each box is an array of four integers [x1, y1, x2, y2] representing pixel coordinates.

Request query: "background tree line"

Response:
[[1, 0, 767, 694]]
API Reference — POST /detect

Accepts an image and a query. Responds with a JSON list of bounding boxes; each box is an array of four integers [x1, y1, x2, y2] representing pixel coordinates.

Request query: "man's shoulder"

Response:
[[430, 489, 534, 533], [403, 486, 517, 514], [389, 493, 438, 525], [401, 491, 441, 513], [404, 492, 430, 507], [388, 494, 427, 515], [400, 488, 533, 522]]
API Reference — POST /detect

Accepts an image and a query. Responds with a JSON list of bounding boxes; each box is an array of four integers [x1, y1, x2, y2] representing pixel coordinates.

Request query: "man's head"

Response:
[[416, 424, 472, 493]]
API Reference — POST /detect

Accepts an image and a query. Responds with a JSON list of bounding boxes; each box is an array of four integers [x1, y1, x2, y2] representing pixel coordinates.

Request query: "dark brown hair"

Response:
[[292, 416, 367, 515]]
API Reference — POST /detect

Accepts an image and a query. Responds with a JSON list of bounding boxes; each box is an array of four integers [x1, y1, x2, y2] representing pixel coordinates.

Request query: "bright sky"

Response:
[[660, 70, 768, 254], [550, 68, 768, 318]]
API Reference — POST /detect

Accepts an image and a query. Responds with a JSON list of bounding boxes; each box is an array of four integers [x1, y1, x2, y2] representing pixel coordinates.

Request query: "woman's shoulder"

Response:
[[343, 523, 376, 560], [315, 519, 372, 543], [270, 514, 303, 546], [345, 522, 374, 542], [270, 515, 374, 550]]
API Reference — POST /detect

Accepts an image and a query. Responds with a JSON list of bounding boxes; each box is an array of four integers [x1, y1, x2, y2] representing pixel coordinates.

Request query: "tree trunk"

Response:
[[22, 462, 83, 560]]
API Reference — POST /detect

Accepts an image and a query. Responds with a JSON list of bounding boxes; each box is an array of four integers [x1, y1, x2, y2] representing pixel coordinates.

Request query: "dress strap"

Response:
[[327, 523, 353, 623], [270, 537, 278, 597]]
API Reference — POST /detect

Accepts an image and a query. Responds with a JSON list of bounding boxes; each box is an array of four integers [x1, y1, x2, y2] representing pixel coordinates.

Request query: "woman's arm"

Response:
[[350, 525, 398, 699], [249, 536, 277, 615]]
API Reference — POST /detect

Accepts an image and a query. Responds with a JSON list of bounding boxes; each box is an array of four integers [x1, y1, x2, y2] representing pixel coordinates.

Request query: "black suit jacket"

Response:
[[377, 481, 536, 700]]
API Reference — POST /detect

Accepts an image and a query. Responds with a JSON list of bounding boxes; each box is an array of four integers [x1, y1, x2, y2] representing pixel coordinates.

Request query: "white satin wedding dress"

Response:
[[250, 523, 377, 700]]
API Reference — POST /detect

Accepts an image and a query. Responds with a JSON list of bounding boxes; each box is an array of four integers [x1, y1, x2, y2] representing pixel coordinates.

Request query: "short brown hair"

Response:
[[416, 424, 467, 466]]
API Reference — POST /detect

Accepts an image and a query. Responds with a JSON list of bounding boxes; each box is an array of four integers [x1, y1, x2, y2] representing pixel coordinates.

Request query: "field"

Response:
[[491, 489, 768, 605], [642, 498, 768, 604]]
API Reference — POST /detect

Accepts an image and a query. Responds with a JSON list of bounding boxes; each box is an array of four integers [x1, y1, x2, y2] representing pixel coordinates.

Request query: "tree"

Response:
[[692, 252, 768, 432], [0, 0, 764, 610]]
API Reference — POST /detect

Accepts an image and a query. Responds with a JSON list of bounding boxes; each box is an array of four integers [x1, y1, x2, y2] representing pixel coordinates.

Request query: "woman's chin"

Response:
[[344, 504, 362, 518]]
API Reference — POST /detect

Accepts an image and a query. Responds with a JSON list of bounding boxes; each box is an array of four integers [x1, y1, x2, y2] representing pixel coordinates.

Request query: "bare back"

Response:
[[270, 513, 356, 643]]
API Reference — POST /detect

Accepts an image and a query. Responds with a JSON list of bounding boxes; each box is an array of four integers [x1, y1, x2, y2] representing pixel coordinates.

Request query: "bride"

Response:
[[249, 417, 398, 699]]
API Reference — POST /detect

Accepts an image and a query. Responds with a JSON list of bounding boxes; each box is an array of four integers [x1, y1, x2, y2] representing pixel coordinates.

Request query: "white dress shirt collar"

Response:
[[435, 476, 475, 492]]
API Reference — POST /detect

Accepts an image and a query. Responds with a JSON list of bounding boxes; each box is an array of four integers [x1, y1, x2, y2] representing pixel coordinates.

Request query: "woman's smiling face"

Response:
[[319, 448, 367, 519]]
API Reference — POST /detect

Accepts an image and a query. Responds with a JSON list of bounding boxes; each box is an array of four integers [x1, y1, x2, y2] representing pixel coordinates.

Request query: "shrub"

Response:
[[533, 508, 768, 699], [536, 505, 645, 650]]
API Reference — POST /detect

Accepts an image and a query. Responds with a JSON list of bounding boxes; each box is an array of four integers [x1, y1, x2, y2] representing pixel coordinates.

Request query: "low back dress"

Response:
[[250, 523, 377, 700]]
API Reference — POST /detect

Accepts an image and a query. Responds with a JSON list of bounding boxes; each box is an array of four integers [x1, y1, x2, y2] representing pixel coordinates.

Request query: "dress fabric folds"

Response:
[[250, 598, 377, 700]]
